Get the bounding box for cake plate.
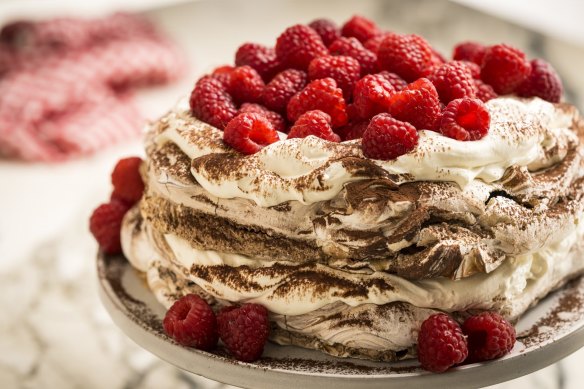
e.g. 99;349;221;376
97;253;584;389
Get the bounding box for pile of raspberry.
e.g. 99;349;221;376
189;15;563;160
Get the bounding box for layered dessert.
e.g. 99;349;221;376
91;15;584;372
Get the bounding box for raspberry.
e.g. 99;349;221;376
217;304;270;362
329;37;378;76
111;157;144;205
308;55;361;100
235;43;281;82
362;114;418;160
377;71;407;91
428;61;477;104
336;121;368;141
352;74;396;119
480;44;531;94
461;61;481;79
275;24;328;70
190;77;237;130
440;98;490;141
378;34;434;82
417;313;468;373
223;113;279;154
89;200;131;254
516;59;563;103
430;47;447;68
462;312;516;362
263;69;308;114
474;79;498;102
340;15;380;43
387;78;442;131
453;41;487;65
287;77;348;128
288;110;340;142
209;65;234;87
364;33;394;55
308;18;340;47
163;294;218;351
228;65;265;105
239;103;286;133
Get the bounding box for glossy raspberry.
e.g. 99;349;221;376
223;113;279;154
362;114;418;160
352;74;396;119
461;61;481;79
190;77;237;130
364;33;394;55
235;43;281;82
516;59;563;103
111;157;144;205
329;37;378;76
287;77;348;128
336;121;368;141
474;79;498;102
209;65;234;87
417;313;468;373
341;15;380;43
453;41;487;65
89;200;131;254
239;103;286;133
428;61;477;104
228;65;265;104
308;18;340;47
378;34;434;82
288;110;340;142
480;44;531;94
440;98;490;141
217;304;270;362
263;69;308;114
376;71;407;91
163;294;218;351
462;312;516;362
387;78;442;131
275;24;328;70
308;55;361;99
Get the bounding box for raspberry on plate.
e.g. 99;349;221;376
239;103;286;133
235;43;281;82
352;74;396;119
480;44;531;94
387;78;442;131
89;199;131;254
340;15;380;43
428;61;477;104
308;55;361;100
329;37;378;76
217;303;270;362
453;41;487;65
287;77;348;128
378;33;434;82
462;312;516;362
263;69;308;114
163;294;218;351
516;59;563;103
417;313;468;373
440;98;490;141
362;113;418;160
223;113;280;154
308;18;340;47
288;110;340;142
190;77;238;130
275;24;328;70
111;157;144;205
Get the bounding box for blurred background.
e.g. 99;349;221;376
0;0;583;388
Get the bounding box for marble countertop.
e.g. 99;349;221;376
1;0;584;388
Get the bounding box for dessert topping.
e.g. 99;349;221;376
235;43;281;83
517;58;563;103
223;112;279;154
340;15;380;44
417;313;469;373
275;24;328;70
452;41;487;65
163;294;218;350
480;44;531;94
263;69;308;114
352;73;396;119
111;157;145;205
308;55;361;100
474;79;498;102
239;103;286;133
440;97;490;141
308;18;340;47
362;113;418;160
428;61;477;104
288;110;340;142
217;304;270;362
286;77;348;127
328;36;378;76
462;312;516;362
89;199;131;254
387;77;442;131
378;33;434;82
228;65;265;105
189;77;237;130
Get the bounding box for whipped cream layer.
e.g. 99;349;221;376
155;97;578;207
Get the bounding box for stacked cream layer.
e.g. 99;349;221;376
122;97;584;361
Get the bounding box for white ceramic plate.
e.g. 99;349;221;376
97;253;584;389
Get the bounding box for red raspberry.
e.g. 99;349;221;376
417;313;468;373
275;24;328;70
89;200;131;254
163;294;218;351
362;114;418;160
377;71;407;91
263;69;308;114
235;43;281;82
190;77;237;130
428;61;477;104
352;74;396;119
462;312;516;362
287;77;348;128
223;113;279;154
111;157;144;205
387;78;442;131
378;34;434;82
329;37;378;76
228;65;265;105
364;33;394;55
336;121;368;141
480;44;531;94
217;304;270;362
516;59;563;103
209;65;234;87
341;15;380;43
453;41;487;65
308;55;361;100
440;98;490;141
474;79;498;102
308;18;341;47
239;103;286;133
460;61;481;79
288;110;340;142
